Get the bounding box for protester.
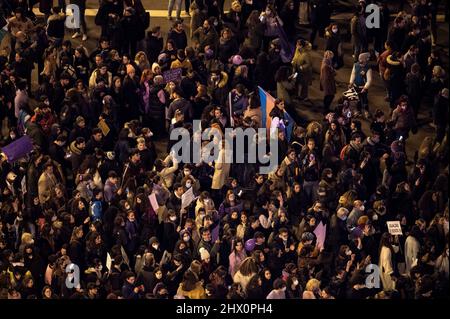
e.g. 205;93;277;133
0;0;448;301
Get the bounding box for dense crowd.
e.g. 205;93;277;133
0;0;448;300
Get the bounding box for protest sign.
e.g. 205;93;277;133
181;187;196;209
387;221;403;236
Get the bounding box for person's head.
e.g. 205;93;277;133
221;27;232;40
203;19;211;30
200;227;212;242
273;278;286;291
307;138;316;151
42;286;53;299
129;148;140;163
323;50;334;61
125;271;136;284
279;228;289;241
95;54;103;67
100;38;110;49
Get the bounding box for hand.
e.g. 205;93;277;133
415;178;420;187
133;287;140;293
117;188;123;195
176;226;181;232
215;239;221;244
361;88;366;93
84;217;90;224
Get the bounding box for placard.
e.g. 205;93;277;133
387;221;403;236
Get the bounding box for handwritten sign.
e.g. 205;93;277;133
163;68;182;84
387;221;403;236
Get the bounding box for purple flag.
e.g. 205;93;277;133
162;68;182;84
276;24;294;63
1;135;34;163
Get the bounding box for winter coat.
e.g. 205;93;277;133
404;235;420;275
292;42;313;85
379;246;395;291
320;59;336;96
211;148;231;190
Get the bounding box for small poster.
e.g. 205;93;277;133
387;221;403;236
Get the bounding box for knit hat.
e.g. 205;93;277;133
199;247;210;261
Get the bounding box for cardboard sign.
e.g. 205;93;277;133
387;221;403;236
181;187;196;209
1;135;34;163
163;68;182;84
98;119;110;136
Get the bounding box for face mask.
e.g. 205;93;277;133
229;196;235;202
293;280;299;286
152;244;159;250
183;236;190;242
338;215;347;221
360;205;365;211
332;28;338;33
97;265;103;271
170;216;177;222
185;182;192;188
372;214;379;221
345;250;352;256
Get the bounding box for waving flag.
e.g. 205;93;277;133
258;86;294;142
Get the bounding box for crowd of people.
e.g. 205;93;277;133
0;0;449;300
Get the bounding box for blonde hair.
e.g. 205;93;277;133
323;50;334;60
21;233;34;245
305;278;320;292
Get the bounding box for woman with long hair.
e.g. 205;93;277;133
135;51;150;73
320;50;337;114
378;232;397;291
228;238;247;277
233;256;258;292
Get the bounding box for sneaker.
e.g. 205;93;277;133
72;32;81;39
82;34;88;41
